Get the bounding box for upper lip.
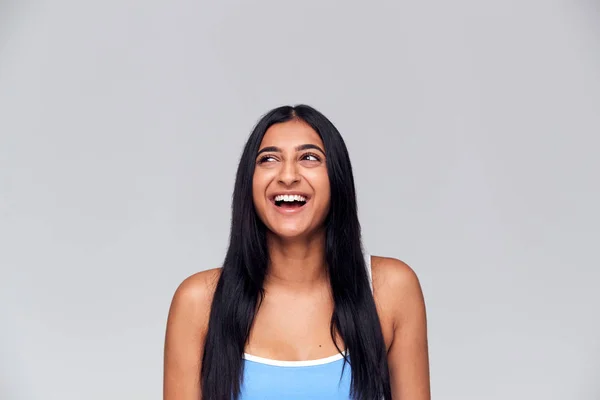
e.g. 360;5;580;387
269;192;311;201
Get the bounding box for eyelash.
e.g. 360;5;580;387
257;155;276;164
257;152;321;164
302;152;321;162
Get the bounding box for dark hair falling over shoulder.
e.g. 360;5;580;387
200;105;391;400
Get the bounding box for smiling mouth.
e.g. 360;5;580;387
275;199;307;209
271;194;309;210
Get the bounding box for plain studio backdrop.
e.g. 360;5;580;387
1;0;599;399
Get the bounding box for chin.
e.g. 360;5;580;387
269;228;308;240
267;223;324;241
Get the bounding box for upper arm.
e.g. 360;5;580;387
375;257;430;400
163;268;220;400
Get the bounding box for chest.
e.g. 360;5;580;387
245;286;341;360
239;357;352;400
244;285;395;360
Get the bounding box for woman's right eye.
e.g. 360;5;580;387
258;155;276;163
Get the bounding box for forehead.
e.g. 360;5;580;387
259;120;324;149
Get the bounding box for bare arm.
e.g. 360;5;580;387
378;258;431;399
163;269;220;400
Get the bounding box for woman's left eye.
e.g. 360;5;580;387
302;153;320;162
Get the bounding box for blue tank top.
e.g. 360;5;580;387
238;255;373;399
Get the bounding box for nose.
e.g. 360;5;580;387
277;159;300;186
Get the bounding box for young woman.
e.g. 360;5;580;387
163;105;430;399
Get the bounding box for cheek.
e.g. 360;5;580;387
252;177;262;205
310;171;331;207
252;173;271;212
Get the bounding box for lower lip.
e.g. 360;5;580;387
271;200;309;214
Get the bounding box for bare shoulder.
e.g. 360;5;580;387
163;268;222;398
370;256;430;398
370;256;426;325
167;267;222;330
171;267;222;306
371;255;422;295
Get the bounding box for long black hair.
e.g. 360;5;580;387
201;105;391;400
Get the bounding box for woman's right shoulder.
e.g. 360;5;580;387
166;267;223;333
170;268;222;314
163;268;223;397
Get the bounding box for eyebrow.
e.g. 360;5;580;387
256;144;326;156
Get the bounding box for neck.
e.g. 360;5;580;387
265;230;328;290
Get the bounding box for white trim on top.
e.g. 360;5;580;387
243;351;346;367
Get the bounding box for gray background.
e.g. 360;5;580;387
1;0;599;399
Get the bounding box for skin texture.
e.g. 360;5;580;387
252;119;330;242
163;120;431;399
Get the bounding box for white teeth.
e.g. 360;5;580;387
275;194;307;202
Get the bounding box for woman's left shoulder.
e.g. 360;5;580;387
371;256;421;288
370;255;425;310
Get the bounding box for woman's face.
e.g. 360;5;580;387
252;119;331;240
